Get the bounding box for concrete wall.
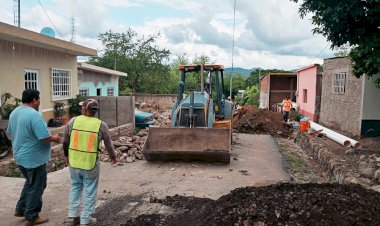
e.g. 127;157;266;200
87;96;135;128
78;70;119;96
0;40;78;120
297;66;318;121
320;57;363;136
128;93;177;110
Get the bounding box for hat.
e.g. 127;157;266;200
79;99;99;112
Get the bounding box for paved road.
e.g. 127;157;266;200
0;134;289;226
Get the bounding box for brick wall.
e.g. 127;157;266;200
319;57;363;136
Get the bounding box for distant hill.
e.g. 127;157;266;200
224;67;260;78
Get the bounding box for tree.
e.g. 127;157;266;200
236;85;260;108
291;0;380;86
223;75;246;99
88;29;171;93
334;43;351;57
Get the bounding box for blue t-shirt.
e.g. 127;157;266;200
7;106;51;168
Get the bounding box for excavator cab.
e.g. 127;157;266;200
142;64;233;163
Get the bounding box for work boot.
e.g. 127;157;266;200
64;216;80;226
24;215;49;226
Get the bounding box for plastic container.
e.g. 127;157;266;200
299;119;310;132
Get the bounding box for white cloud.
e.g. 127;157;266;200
0;0;334;70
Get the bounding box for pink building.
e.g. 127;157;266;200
296;64;323;122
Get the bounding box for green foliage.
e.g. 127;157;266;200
223;75;247;99
88;29;171;94
68;95;85;117
0;93;21;119
236;85;260;108
289;110;301;122
120;87;134;95
168;54;219;94
292;0;380;86
53;102;65;119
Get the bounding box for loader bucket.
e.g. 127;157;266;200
142;127;231;163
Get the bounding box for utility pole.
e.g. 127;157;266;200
229;0;237;99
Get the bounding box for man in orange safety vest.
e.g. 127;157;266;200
282;96;292;122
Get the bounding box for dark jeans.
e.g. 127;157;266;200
283;110;289;122
16;164;47;220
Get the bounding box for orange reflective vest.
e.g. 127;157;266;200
68;115;102;170
283;99;292;112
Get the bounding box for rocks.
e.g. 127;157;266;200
294;132;380;187
345;149;355;155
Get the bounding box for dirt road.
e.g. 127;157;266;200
0;134;289;226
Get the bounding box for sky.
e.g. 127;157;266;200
0;0;335;71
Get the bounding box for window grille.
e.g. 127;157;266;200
107;87;114;96
332;72;347;94
24;69;39;90
79;88;89;96
51;68;71;100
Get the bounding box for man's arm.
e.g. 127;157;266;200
100;122;117;164
41;135;61;143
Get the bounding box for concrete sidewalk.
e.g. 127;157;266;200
0;134;290;226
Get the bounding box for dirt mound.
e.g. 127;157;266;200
95;183;380;226
234;109;292;137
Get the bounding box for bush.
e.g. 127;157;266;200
54;102;65;119
68;95;85;117
0;93;21;119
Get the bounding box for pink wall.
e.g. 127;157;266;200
297;66;318;121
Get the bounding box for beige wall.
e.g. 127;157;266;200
0;40;78;120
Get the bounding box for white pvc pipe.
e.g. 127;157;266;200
310;122;351;147
346;137;361;149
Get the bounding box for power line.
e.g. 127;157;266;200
310;43;329;63
37;0;64;39
229;0;237;99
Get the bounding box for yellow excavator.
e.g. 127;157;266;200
142;64;233;163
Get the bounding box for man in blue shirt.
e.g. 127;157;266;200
7;89;61;226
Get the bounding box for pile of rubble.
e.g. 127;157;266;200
100;130;148;163
234;108;292;138
100;107;171;163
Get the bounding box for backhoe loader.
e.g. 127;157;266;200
142;64;233;163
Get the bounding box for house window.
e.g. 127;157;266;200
303;89;307;103
79;88;89;96
51;68;71;100
24;69;39;90
107;87;114;96
333;72;347;94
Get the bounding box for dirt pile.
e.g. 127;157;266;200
234;109;292;137
95;183;380;226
